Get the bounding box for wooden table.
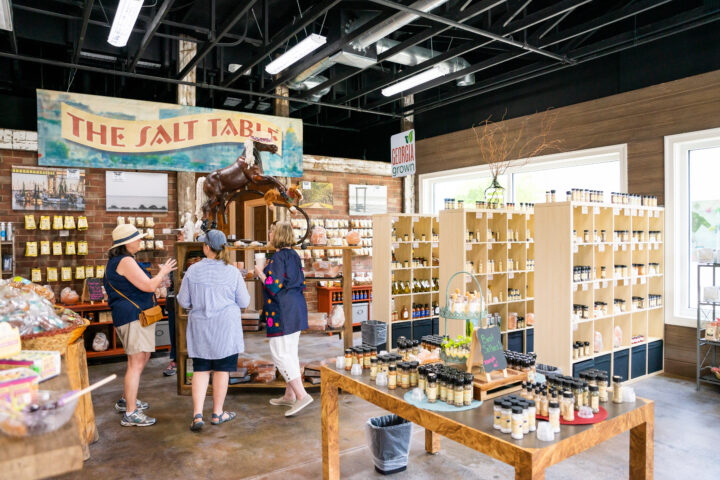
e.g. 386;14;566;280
0;361;84;480
321;366;654;480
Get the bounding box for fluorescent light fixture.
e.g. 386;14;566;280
223;97;242;107
0;0;12;31
381;66;445;97
108;0;144;47
265;34;326;75
80;51;117;62
228;64;251;75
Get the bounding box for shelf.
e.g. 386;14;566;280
698;338;720;347
698;374;720;386
87;348;125;358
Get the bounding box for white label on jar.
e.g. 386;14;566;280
614;244;619;251
624;279;629;286
622;244;627;251
594;206;600;215
599;244;605;252
582;283;588;291
508;214;513;219
624;208;630;216
582;206;588;214
654;243;659;250
476;212;483;219
639;244;644;250
641;277;646;284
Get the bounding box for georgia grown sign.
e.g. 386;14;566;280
390;128;415;178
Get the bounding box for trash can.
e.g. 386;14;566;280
365;414;412;475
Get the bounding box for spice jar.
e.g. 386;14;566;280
493;399;503;430
400;363;410;389
511;407;524;440
388;365;397;390
573;383;583;410
418;366;427;391
612;375;623;403
464;373;474;406
439;374;448;402
454;378;464;407
541;390;549;417
598;374;609;402
589;385;600;413
410;362;418;387
370;358;378;381
501;402;512;434
549;401;561;433
412;340;420;357
584;341;590;357
573;343;579;359
583;230;590;243
344;349;353;371
527;399;537;432
520;401;529;434
426;373;438;403
363;347;371;369
582;381;589;407
564;392;575;421
371;347;378;362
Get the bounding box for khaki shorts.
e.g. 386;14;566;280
115;320;156;355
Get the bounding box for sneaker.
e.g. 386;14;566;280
115;398;149;413
285;394;313;417
269;396;296;406
163;364;177;377
121;409;156;427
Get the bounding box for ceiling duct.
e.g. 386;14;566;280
285;0;475;99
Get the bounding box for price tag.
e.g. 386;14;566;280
582;283;589;291
582;206;588;214
432;242;438;248
595;281;601;289
391;217;399;222
466;277;472;283
614;244;619;251
392;243;399;249
639;244;644;250
507;243;512;249
641;277;646;285
526;243;530;249
488;243;493;250
488;275;494;281
509;272;514;279
613;280;618;287
508;214;513;219
622;244;627;251
593;206;600;215
624;208;630;216
655;210;660;218
476;212;483;219
573;245;579;253
466;244;472;251
624;279;629;286
599;244;605;252
654;243;659;251
487;213;493;219
413;217;419;222
573;284;578;292
631;209;637;217
413;242;419;248
614;208;620;215
603;281;609;289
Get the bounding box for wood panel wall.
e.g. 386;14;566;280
416;69;720;378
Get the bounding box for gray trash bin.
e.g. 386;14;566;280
365;414;412;475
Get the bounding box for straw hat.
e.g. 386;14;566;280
111;224;146;248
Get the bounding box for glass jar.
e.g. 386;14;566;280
520;402;529;434
612;375;623;403
439;374;448;402
598;374;609;402
527;399;537;432
418;366;426;391
352;347;361;366
454;378;464;407
370;358;378;381
541;390;549;417
573;343;579;359
583;230;590;243
388;365;397;390
400;363;410;389
582;381;589;407
344;349;352;371
412;340;420;357
584;341;591;357
501;402;512;434
363;347;371;369
426;373;438;403
493;399;503;430
410;362;418;387
549;401;560;433
589;385;600;413
464;373;474;406
573;383;583;411
511;407;524;440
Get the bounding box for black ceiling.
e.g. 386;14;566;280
0;0;719;161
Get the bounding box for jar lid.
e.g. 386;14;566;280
388;365;396;371
563;391;573;398
345;349;352;354
370;357;378;364
526;399;536;407
584;341;590;346
427;373;437;381
613;375;623;382
549;401;559;408
589;385;599;391
494;398;503;406
512;406;523;414
501;401;512;408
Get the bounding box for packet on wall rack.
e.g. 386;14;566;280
63;215;75;230
77;216;88;230
61;266;72;282
77;241;88;255
25;242;38;257
65;241;76;255
145;228;154;239
24;215;36;230
145;217;155;227
39;215;51;230
53;215;63;230
95;265;105;278
116;216;125;225
40;241;50;256
52;241;63;256
31;268;42;283
154;240;164;250
145;240;154;250
75;266;85;280
0;351;61;382
136;216;145;227
85;266;94;278
47;267;58;282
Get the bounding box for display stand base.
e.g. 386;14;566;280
471;368;527;401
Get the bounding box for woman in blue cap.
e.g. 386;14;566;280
177;229;250;431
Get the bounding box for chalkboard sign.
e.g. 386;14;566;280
82;277;105;302
477;326;507;373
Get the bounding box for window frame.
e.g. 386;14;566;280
664;127;720;327
418;144;628;214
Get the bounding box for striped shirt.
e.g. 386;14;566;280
177;258;250;360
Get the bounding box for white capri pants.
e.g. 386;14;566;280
269;331;301;382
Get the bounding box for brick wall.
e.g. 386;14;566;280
0;148;177;299
299;170;402;314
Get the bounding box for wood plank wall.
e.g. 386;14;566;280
416;69;720;378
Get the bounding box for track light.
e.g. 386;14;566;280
382;66;446;97
265;34;327;75
108;0;144;47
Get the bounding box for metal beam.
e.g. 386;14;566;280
221;0;342;88
367;0;570;62
0;51;400;118
327;0;591;108
502;0;533;28
295;0;506;100
71;0;94;65
176;0;259;80
129;0;175;72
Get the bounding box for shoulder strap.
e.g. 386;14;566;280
107;280;142;311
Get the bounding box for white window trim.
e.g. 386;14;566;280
664;127;720;328
419;144;628;214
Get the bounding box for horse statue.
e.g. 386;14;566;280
201;138;292;230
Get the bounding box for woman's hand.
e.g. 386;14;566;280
159;258;178;277
254;264;265;279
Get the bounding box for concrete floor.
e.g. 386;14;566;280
57;332;720;480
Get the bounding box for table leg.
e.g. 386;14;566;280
321;372;340;480
515;453;545;480
630;415;654;479
425;429;441;454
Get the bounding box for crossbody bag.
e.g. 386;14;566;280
108;282;163;327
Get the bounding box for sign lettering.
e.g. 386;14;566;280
478;326;507;372
390;129;416;178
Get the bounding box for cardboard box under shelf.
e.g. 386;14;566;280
472;368;528;401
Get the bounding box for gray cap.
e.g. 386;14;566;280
197;229;227;250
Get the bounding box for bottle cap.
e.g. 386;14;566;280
613;375;623;383
589;385;599;392
494;398;503;406
549;401;559;409
427;373;437;382
512;406;523;414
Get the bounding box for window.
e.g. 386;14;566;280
419;145;627;214
665;128;720;326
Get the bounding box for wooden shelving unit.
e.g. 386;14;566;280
372;214;440;349
534;201;664;380
0;238;15;279
316;284;372;318
439;207;535;352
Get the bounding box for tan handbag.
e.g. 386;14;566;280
109;282;163;327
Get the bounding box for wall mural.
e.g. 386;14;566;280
36;89;303;177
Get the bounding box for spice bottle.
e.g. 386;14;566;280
409;362;418;387
612;375;623;403
520;401;530;434
371;347;378;362
573;383;583;411
540;390;549;417
439;373;448;402
426;373;438;403
564;392;575;421
500;402;512;434
400;363;410;389
493;399;503;430
418;366;426;392
511;407;524;440
344;349;352;371
464;373;474;406
549;401;561;433
527;399;537;432
370;358;378;381
388;365;397;390
597;373;608;402
454;378;464;407
589;385;600;413
582;381;589;407
584;341;590;357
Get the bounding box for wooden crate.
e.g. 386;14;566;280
472;368;528;401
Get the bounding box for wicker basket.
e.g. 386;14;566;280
21;318;89;353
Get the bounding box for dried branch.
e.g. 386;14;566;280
472;109;564;178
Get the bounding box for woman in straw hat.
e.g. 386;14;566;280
104;224;177;427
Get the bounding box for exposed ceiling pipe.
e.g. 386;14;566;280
286;0;476;99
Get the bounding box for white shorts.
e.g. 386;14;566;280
269;331;301;382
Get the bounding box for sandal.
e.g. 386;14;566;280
211;411;237;425
190;414;204;432
163;363;177;377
